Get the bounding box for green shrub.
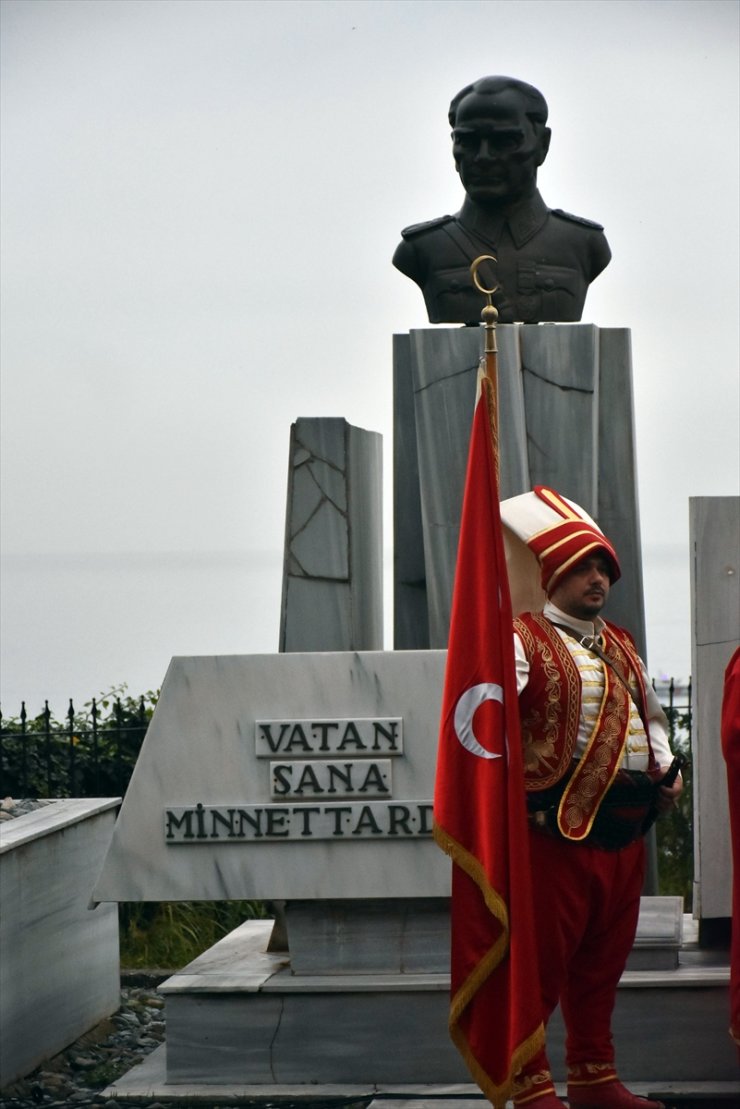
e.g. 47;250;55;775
656;705;693;910
0;685;158;798
119;900;269;969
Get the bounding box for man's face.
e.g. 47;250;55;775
451;89;550;208
548;554;612;621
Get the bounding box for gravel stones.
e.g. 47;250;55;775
0;979;372;1109
0;984;165;1108
0;797;59;822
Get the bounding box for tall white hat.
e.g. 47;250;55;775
500;485;620;616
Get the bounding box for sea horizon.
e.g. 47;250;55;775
1;543;693;716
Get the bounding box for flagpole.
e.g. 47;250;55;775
433;253;546;1106
470;254;501;485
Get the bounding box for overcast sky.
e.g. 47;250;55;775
1;0;738;708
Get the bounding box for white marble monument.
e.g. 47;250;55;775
393;324;646;657
280;417;383;652
690;495;739;927
93;650;448;905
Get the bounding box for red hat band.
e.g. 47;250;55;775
527;520;621;594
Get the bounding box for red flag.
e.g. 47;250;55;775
433;373;545;1108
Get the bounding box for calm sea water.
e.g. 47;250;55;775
0;550;286;715
1;545;691;716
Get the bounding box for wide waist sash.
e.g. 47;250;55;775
527;765;663;851
555;646;633;842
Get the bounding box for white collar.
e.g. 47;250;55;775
543;600;605;640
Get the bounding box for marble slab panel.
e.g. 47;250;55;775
394;324;646;653
690;496;739;922
165;986;467;1085
0;800;120;1086
159;925;737;1086
280;417;383;651
393;333;430;650
625;896;683;970
519;323;599;513
93;650;450;903
595;328;647;655
283;898;450;974
105;1047;740;1102
407;325;529;647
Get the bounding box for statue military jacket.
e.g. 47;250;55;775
392;190;611;325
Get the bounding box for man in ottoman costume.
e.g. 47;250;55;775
499;486;683;1109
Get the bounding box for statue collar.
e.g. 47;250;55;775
457;189;549;249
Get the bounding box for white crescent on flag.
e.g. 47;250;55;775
454;682;504;760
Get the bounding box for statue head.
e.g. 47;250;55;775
448;76;552;208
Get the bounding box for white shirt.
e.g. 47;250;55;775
513;601;673;771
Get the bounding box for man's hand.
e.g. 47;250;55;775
657;770;684;812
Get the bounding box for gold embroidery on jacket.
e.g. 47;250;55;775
558;679;629;837
516;614;582;788
517;614;653;827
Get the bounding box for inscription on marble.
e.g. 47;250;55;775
255;718;403;757
270;759;392;799
165;801;433;842
164;715;418;847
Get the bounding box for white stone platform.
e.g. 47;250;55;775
102;910;738;1097
105;1048;740;1107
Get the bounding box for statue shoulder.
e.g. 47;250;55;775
400;214;455;240
551;208;605;232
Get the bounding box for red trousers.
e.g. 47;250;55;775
513;830;645;1104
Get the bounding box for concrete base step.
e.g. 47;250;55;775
104;1044;740;1107
149;918;736;1087
278;896;686;975
368;1096;740;1108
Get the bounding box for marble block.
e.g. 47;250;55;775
284;898;450;974
690;496;739;922
93;650;450;904
593;328;646;655
519;323;599;512
155;919;738;1087
401;326;528;648
625;896;683;970
280;417;383;652
393;335;429;650
393;324;646;654
0;799;120;1087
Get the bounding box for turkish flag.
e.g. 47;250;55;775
433;373;544;1107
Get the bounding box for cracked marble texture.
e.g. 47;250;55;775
280;418;382;652
394;324;644;653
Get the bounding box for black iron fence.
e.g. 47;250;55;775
0;691;156;799
0;679;692;802
654;676;692;745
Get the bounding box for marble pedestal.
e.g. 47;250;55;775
394;325;646;656
282;898;450;974
151;911;736;1088
690;495;739;928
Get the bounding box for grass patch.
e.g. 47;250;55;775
119;900;268;969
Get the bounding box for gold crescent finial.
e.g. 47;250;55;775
470;254;500;298
470;255;499;352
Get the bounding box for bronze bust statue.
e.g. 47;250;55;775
392;76;611;325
